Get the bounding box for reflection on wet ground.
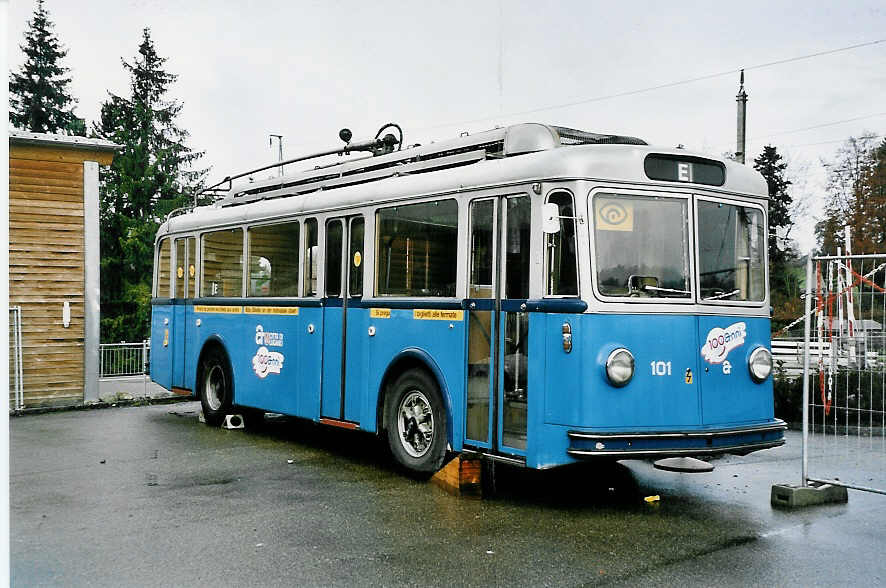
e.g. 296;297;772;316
11;402;886;587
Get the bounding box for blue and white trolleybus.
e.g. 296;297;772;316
150;123;786;473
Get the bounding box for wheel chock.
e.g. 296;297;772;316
431;455;482;497
222;414;245;429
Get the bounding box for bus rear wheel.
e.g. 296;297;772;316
386;369;448;474
200;348;233;427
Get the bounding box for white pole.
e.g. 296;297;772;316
844;226;855;326
15;307;23;411
837;247;844;341
143;339;148;398
802;255;813;487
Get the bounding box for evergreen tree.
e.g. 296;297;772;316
753;145;794;266
9;0;83;134
753;145;798;331
93;28;207;342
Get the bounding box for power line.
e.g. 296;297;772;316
782;135;882;149
418;38;886;132
749;113;886;141
719;114;886;151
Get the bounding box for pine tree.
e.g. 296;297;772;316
9;0;83;134
753;145;799;332
93;28;207;342
753;145;794;266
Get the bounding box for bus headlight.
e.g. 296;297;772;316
606;348;635;387
748;347;772;382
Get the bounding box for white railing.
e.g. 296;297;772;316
772;337;881;377
9;306;24;410
99;341;150;378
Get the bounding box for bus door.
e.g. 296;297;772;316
172;236;196;391
465;195;531;456
321;216;365;422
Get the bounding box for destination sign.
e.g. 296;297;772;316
644;154;725;186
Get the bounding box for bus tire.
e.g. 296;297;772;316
385;369;448;474
199;347;233;427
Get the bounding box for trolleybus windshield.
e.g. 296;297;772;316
593;193;691;299
697;200;765;302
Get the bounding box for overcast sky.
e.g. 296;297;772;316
7;0;886;253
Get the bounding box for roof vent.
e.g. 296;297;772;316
503;123;560;156
553;126;647;146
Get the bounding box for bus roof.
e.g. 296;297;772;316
159;123;767;237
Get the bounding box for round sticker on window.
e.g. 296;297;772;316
177;266;184;279
353;251;362;267
189;264;196;277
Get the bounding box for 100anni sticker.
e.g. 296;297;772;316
700;322;746;364
252;325;285;378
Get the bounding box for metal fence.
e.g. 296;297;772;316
801;253;886;496
9;306;24;411
99;341;150;378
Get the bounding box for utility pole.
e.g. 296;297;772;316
269;134;284;176
735;70;748;164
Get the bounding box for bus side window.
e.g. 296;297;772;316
303;218;318;297
504;195;530;300
469;199;495;298
545;191;578;296
201;228;243;297
156;238;171;297
349;217;364;296
175;238;186;299
187;237;196;298
325;219;343;297
248;222;300;297
376;199;458;297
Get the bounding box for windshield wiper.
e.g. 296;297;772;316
643;285;691;296
704;289;740;300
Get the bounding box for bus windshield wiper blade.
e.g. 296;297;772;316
643;285;690;296
704;289;740;300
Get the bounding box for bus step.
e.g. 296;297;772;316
319;418;360;430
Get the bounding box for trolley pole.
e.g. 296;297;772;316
269;134;284;177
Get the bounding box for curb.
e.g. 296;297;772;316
10;395;194;417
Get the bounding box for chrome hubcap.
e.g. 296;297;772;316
397;390;434;458
204;365;224;411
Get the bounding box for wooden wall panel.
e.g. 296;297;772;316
9;152;86;407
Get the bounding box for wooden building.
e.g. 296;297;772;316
9;131;119;408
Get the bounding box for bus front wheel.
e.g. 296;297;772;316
200;348;233;427
386;369;448;474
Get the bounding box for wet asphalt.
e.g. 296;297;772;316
10;402;886;587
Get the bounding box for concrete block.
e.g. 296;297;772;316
771;482;849;508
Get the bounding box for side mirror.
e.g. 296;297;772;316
542;203;560;234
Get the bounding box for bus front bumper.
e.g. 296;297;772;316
566;420;787;459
